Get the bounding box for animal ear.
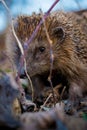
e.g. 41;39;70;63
52;27;65;43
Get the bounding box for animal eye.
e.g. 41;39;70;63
39;46;45;52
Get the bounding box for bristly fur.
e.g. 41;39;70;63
6;10;87;98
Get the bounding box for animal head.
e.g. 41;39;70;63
6;11;79;77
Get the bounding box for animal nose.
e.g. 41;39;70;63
19;67;26;78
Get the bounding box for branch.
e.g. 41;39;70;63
24;0;60;49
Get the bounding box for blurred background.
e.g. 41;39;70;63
0;0;87;33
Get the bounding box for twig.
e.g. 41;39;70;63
40;93;52;111
0;0;11;14
40;10;56;106
60;86;66;101
53;84;62;98
24;59;34;101
24;0;60;49
1;0;34;105
54;84;62;90
11;20;24;55
1;0;24;72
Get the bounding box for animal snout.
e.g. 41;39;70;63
19;67;26;78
